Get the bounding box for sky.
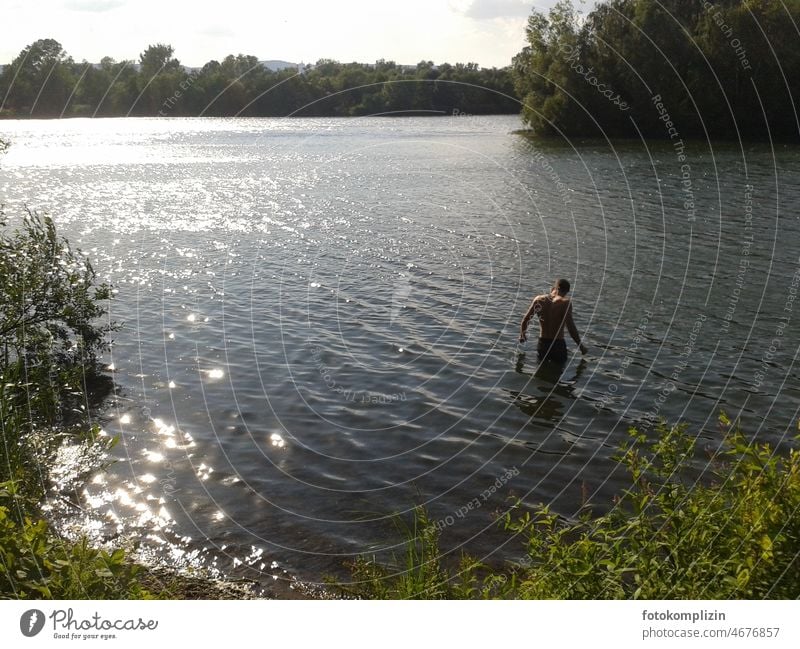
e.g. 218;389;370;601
0;0;595;69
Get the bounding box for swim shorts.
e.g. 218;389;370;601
537;337;568;363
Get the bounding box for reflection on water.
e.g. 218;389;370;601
510;353;588;422
1;116;799;588
507;353;591;452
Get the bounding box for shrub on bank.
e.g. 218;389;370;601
0;142;253;600
342;419;800;599
0;185;147;598
0;482;154;599
0;208;115;501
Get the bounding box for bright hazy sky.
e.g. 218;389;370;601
0;0;595;69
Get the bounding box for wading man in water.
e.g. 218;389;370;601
519;278;587;362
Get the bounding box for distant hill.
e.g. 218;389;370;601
260;60;300;71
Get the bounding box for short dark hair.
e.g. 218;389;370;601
554;278;570;295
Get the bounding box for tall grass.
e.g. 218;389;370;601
341;418;800;599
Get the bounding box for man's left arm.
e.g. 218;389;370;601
566;302;588;354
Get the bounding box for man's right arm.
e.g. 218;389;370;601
519;297;542;342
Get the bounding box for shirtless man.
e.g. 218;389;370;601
519;278;587;362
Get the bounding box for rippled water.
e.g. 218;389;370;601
1;116;799;589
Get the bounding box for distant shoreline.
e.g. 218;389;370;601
2;117;791;144
512;129;800;145
0;111;520;121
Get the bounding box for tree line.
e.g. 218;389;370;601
4;1;797;140
512;0;800;140
0;40;518;118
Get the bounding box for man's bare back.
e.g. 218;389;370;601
520;278;587;361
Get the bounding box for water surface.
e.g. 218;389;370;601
1;115;798;588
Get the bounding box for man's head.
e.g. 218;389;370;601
552;278;571;296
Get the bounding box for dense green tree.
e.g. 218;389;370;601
513;0;800;139
132;44;186;115
0;39;76;116
70;62;112;116
220;54;260;79
138;43;181;77
103;61;139;115
512;1;586;135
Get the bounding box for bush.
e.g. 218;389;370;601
0;208;115;497
0;208;113;378
341;418;800;599
0;145;143;599
0;482;154;599
0;140;227;600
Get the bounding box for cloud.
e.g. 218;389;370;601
197;25;236;38
63;0;124;12
451;0;533;21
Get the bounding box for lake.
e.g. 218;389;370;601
1;115;798;593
